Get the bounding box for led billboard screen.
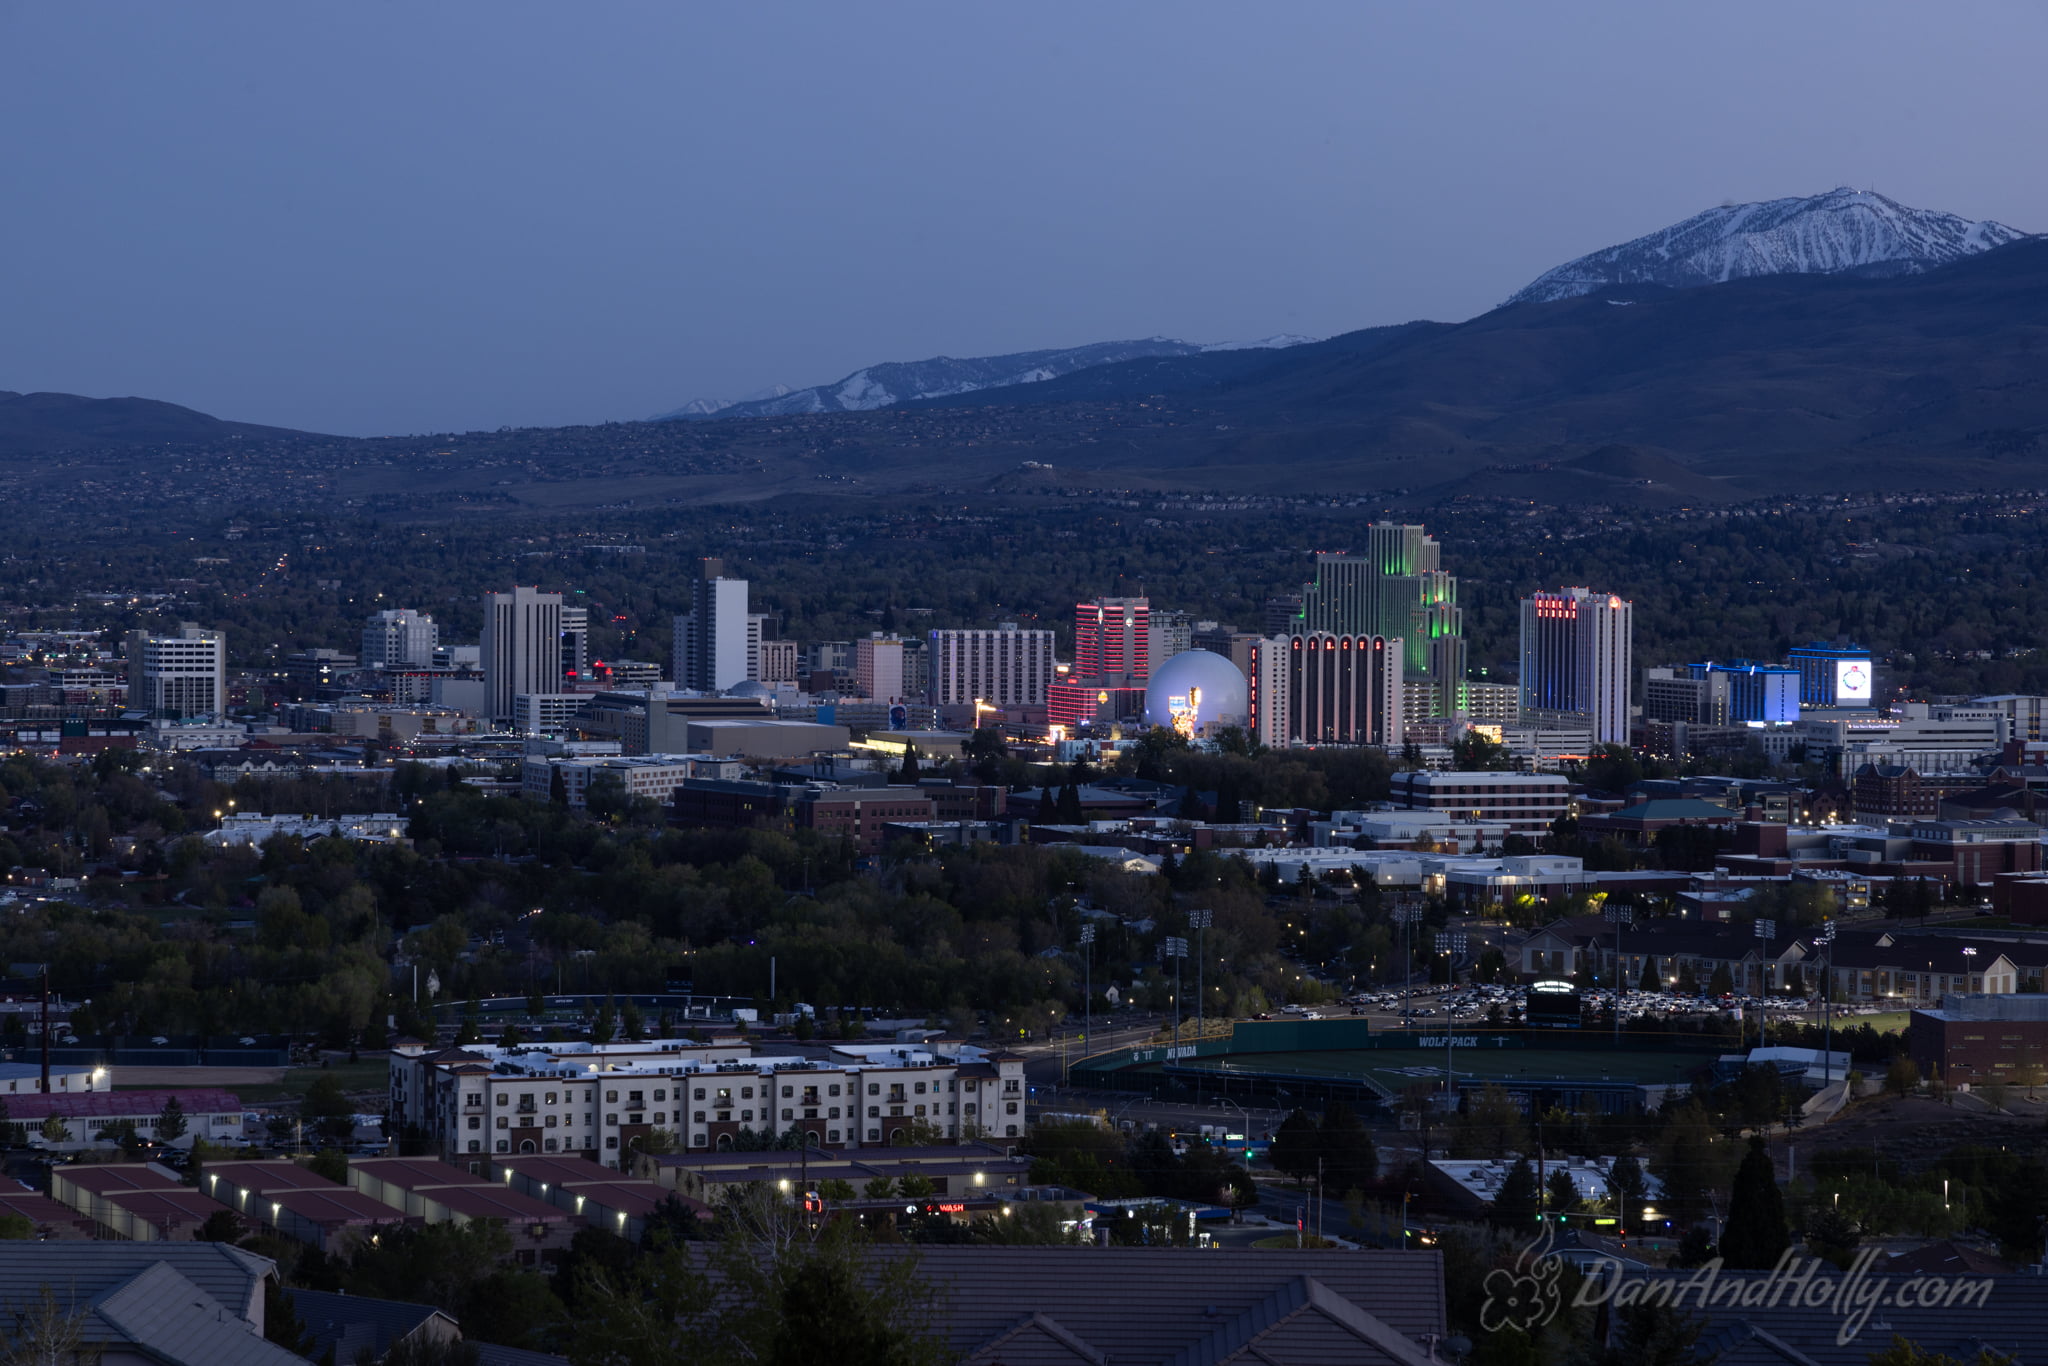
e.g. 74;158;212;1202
1834;658;1872;703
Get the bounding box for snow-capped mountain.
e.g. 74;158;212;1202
1507;187;2032;305
655;335;1314;421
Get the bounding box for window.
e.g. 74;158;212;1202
654;1089;666;1102
1005;1102;1018;1115
468;1116;481;1129
545;1092;557;1105
606;1090;618;1103
829;1129;841;1143
868;1106;879;1118
467;1140;480;1153
741;1087;754;1100
694;1088;706;1101
545;1116;557;1128
497;1094;509;1106
496;1139;510;1152
545;1138;558;1152
781;1086;793;1098
868;1084;879;1096
717;1088;732;1105
829;1107;840;1119
606;1115;618;1126
867;1128;880;1141
496;1116;509;1129
830;1084;841;1097
742;1110;753;1122
914;1082;926;1095
782;1108;793;1121
694;1110;706;1123
692;1133;707;1147
653;1112;665;1124
606;1136;618;1149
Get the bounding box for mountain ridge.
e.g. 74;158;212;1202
653;334;1315;421
1507;186;2030;305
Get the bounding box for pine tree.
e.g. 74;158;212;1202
548;765;568;808
1270;1109;1320;1186
1638;957;1660;992
1708;961;1735;997
1058;782;1085;824
591;993;617;1045
453;999;482;1046
1719;1135;1789;1269
155;1095;188;1144
1546;1166;1580;1217
1492;1157;1540;1227
1607;1153;1647;1229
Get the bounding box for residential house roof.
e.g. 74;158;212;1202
891;1247;1445;1366
287;1289;454;1365
0;1243;300;1366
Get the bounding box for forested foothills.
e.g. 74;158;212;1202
10;490;2048;698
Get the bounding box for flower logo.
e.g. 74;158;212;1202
1480;1227;1565;1335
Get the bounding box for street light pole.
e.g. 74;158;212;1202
1753;919;1776;1051
1604;904;1634;1046
1163;937;1189;1062
1819;920;1837;1090
1077;923;1096;1085
1436;930;1467;1105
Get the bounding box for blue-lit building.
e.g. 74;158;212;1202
1688;660;1800;724
1786;642;1874;707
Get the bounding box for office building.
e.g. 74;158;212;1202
560;605;590;683
1147;609;1192;666
481;587;563;722
1298;523;1465;716
1689;660;1800;724
1246;633;1403;749
1072;596;1149;684
745;613;772;682
1463;680;1520;728
125;624;226;720
1642;668;1709;724
757;637;800;685
361;609;438;669
927;625;1055;708
1973;694;2048;742
672;567;752;693
1786;641;1874;707
1518;587;1632;744
855;633;908;702
1389;770;1573;836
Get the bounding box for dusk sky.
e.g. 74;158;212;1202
5;2;2044;438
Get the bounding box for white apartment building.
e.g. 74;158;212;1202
926;625;1055;708
362;609;439;669
520;753;704;808
482;587;564;722
855;634;907;702
512;692;589;735
389;1039;1028;1168
673;577;752;692
125;624;226;719
1388;769;1573;836
203;812;410;849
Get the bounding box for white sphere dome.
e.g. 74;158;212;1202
726;680;775;700
1143;650;1249;738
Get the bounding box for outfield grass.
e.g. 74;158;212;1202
1200;1047;1702;1088
228;1060;387;1105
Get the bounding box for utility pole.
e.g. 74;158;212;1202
39;964;51;1095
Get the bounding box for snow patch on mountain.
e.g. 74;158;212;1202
655;334;1315;421
1508;188;2033;305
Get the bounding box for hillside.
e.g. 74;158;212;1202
0;390;315;454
